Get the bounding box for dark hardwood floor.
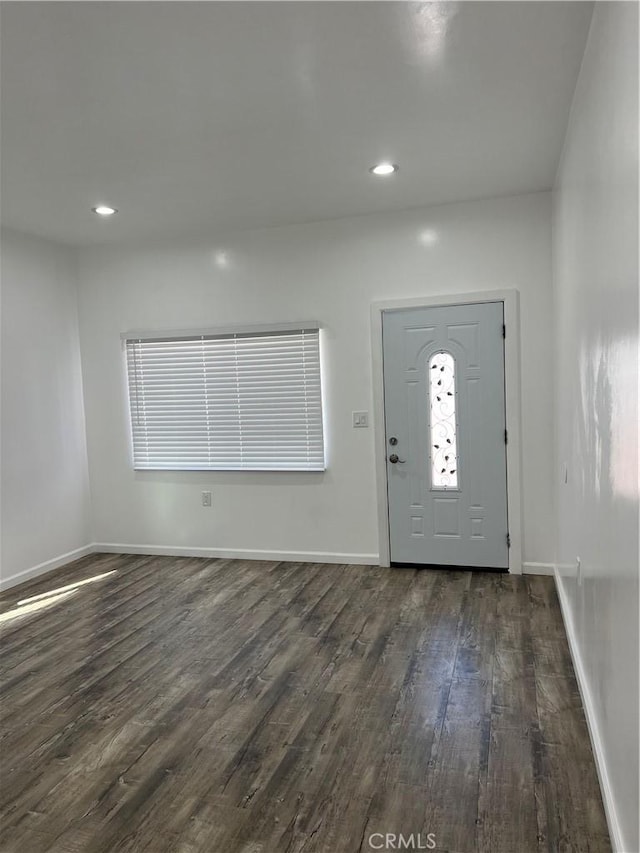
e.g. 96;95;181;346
0;554;610;853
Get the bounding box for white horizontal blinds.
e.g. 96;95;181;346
126;328;324;471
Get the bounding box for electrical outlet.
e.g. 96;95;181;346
576;556;582;586
353;411;369;428
202;491;212;507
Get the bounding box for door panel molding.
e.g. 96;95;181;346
371;290;523;574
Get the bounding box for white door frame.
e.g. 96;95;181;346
371;290;523;574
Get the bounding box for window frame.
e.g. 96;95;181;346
122;322;325;473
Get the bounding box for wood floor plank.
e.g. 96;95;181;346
477;726;539;853
0;557;610;853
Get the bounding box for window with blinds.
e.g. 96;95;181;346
124;326;324;471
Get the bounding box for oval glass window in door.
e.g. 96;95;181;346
428;351;459;489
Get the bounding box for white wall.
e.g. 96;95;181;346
1;228;91;587
553;4;639;851
77;192;553;565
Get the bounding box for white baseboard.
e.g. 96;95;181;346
0;549;557;589
92;543;379;566
0;545;94;592
554;567;626;853
1;543;380;593
522;561;556;576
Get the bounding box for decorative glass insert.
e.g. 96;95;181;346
429;351;459;489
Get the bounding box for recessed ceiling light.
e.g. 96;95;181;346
370;162;398;176
91;205;118;216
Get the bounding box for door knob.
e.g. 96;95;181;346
388;453;406;464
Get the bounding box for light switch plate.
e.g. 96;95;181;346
352;411;369;428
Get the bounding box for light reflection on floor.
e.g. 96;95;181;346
0;569;118;625
0;589;78;624
17;570;117;606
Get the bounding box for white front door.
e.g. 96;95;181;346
382;302;509;569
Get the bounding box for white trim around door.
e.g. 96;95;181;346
371;290;523;574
